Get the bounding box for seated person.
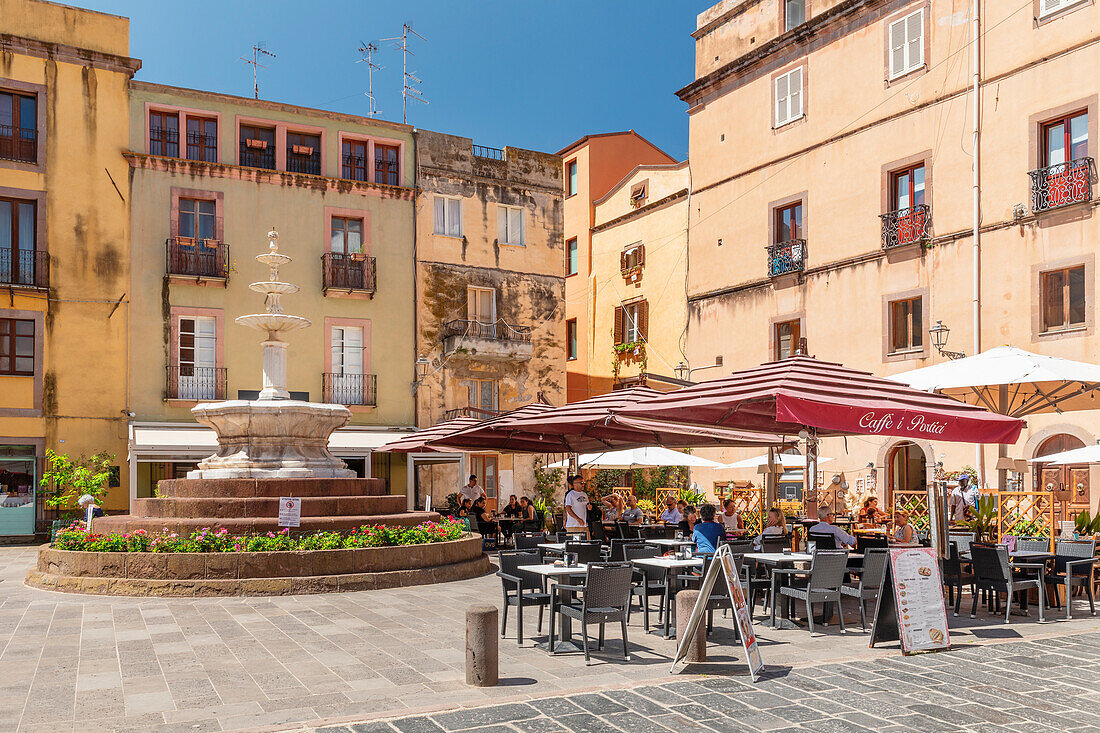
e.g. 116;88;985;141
501;495;522;518
719;499;746;535
753;507;788;550
857;497;889;526
891;510;914;544
621;495;644;524
472;497;498;533
808;506;857;549
692;504;725;554
78;494;105;521
518;496;537;524
659;497;682;524
602;493;623;522
685;504;698;532
457;498;473;518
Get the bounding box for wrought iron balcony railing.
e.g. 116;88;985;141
341;153;368;181
1029;158;1093;213
472;144;504;161
766;239;806;278
0;248;48;288
321;252;376;294
0;125;37;163
185;132;218;162
286;151;321;175
880;204;931;249
323;372;377;406
166;365;226;401
441;319;533;343
239;142;276;170
444;406;501;420
165;237;230;279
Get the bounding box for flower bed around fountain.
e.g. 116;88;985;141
25;521;491;597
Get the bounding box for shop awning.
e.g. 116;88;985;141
129;423;414;460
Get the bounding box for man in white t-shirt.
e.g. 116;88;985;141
563;475;589;535
459;475;485;505
961;476;981;512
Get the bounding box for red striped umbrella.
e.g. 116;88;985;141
374;416;481;453
431;387;788;452
615;356;1024;444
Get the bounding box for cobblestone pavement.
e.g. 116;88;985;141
2;543;1098;732
306;631;1100;733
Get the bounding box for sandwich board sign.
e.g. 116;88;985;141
870;546;951;654
670;544;764;681
278;497;302;528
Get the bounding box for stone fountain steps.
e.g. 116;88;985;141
130;495;406;519
93;512;437;536
155;478;387;499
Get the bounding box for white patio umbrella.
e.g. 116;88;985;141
723;453;835;469
541;446;728;470
1027;444;1100;465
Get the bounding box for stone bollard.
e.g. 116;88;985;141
466;605;498;686
676;589;706;663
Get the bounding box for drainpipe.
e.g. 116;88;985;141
971;2;984;487
410;131;420;512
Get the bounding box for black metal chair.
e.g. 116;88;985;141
772;550;849;635
588;520;607;543
514;532;547;551
1045;539;1097;619
614;520;631;540
841;548;888;630
970;544;1045;623
856;534;889;554
549;562;634;664
941;540;976;616
606;538;644;562
565;540;603;565
724;538;755;555
761;535;789;554
625;544;664;630
496;550;550;645
808;532;837;550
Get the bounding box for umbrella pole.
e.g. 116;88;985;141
804;429;819;520
996;384;1009;491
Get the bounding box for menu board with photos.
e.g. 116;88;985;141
870;547;951;655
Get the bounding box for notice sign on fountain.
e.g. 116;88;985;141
278;497;302;528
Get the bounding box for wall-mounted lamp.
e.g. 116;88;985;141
411;354;430;394
928;320;966;360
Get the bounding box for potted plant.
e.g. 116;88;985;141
1073;510;1100;539
41;450;115;534
961;495;999;544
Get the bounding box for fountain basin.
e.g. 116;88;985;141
235;313;312;332
249;280;300;296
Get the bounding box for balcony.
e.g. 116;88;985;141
165;237;230;282
321;252;376;297
444;406;501;420
185;132;217;163
472;145;504;161
239;141;276;170
0;248;49;289
323;372;377;406
442;319;533;362
880;204;931;250
1029;158;1093;213
166;365;226;401
287;148;321;175
0;125;36;163
766;239;806;278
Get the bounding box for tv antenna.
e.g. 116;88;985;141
381;23;428;124
356;41;384;118
240;44;276;100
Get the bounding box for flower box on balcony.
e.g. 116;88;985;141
245;138;268;149
292;145;314;155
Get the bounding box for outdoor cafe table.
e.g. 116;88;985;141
517;563;589;653
742;552;864;629
646;538;695;549
631;556;704;638
960;549;1053;613
538;542;566;555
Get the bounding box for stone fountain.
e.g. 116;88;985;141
188;228;355;479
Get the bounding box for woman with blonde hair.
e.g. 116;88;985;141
753;506;787;550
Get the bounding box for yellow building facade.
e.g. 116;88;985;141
0;0;139;536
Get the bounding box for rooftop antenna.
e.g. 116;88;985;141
240;44;276;100
356;41;384;118
380;23;428;124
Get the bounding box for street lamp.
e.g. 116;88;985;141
928;320;966;360
675;361;689;381
411;354;430;394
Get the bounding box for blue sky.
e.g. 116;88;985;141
70;0;714;159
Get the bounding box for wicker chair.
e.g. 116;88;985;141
565;540;603;565
1045;539;1097;619
514;532;548;551
606;538;644;562
497;550;550;645
1014;538;1051;553
549;562;634;663
970;544;1045;623
761;535;789;554
808;532;837;550
725;538;755;555
625;544;664;630
772;550;849;635
841;548;889;630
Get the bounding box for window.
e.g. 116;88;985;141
0;318;34;375
1042;266;1086;332
467;287;496;329
178;198;216;242
330;326;364;405
330;216;364;254
468;379;497;413
0;197;38;286
888;9;924;79
784;0;805;31
567;238;578;275
775;319;801;360
239;124;275;169
775;202;803;243
342;139;368;181
375;143;399;186
434;196;462;237
621;243;645;272
0;91;37;163
774;67;803;128
614;300;648;345
1042;111;1088;167
566;319;577;360
1040;0;1088;18
185;117;217;163
497;205;525;245
891;164;926;211
889;297;923;353
286;131;321;175
177;316;216;400
629;181;648;208
469;454;498;502
149;110;179;158
567;160;578;196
